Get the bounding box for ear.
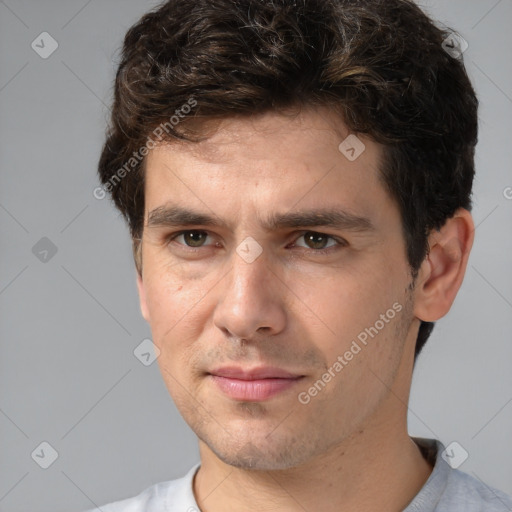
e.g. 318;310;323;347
413;208;475;322
136;271;150;322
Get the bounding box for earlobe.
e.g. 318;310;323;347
136;271;150;322
413;208;475;322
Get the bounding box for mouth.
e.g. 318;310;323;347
208;366;305;402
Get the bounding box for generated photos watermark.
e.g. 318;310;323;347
93;96;198;200
298;302;403;405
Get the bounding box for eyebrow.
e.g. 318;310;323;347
147;205;375;233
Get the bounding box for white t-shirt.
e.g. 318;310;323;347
85;438;512;511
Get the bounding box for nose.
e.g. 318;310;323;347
212;246;287;341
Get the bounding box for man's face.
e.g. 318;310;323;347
137;108;419;470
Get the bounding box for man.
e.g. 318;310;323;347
88;0;512;510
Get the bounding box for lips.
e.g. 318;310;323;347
210;366;301;380
208;366;304;401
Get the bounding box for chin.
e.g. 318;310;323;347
200;425;316;471
214;445;300;471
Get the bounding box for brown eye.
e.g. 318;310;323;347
304;232;328;249
176;231;209;247
299;231;336;250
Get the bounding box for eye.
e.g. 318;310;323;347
292;231;344;251
167;229;345;254
170;230;213;248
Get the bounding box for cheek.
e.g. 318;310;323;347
144;271;202;345
305;267;393;329
303;268;409;372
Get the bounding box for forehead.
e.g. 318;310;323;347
152;107;371;166
142;108;395;231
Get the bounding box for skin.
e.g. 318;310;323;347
136;106;474;511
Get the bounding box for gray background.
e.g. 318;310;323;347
0;0;511;510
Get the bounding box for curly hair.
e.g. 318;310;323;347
98;0;479;360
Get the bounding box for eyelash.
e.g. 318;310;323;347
166;230;347;255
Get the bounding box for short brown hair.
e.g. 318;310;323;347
98;0;478;359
